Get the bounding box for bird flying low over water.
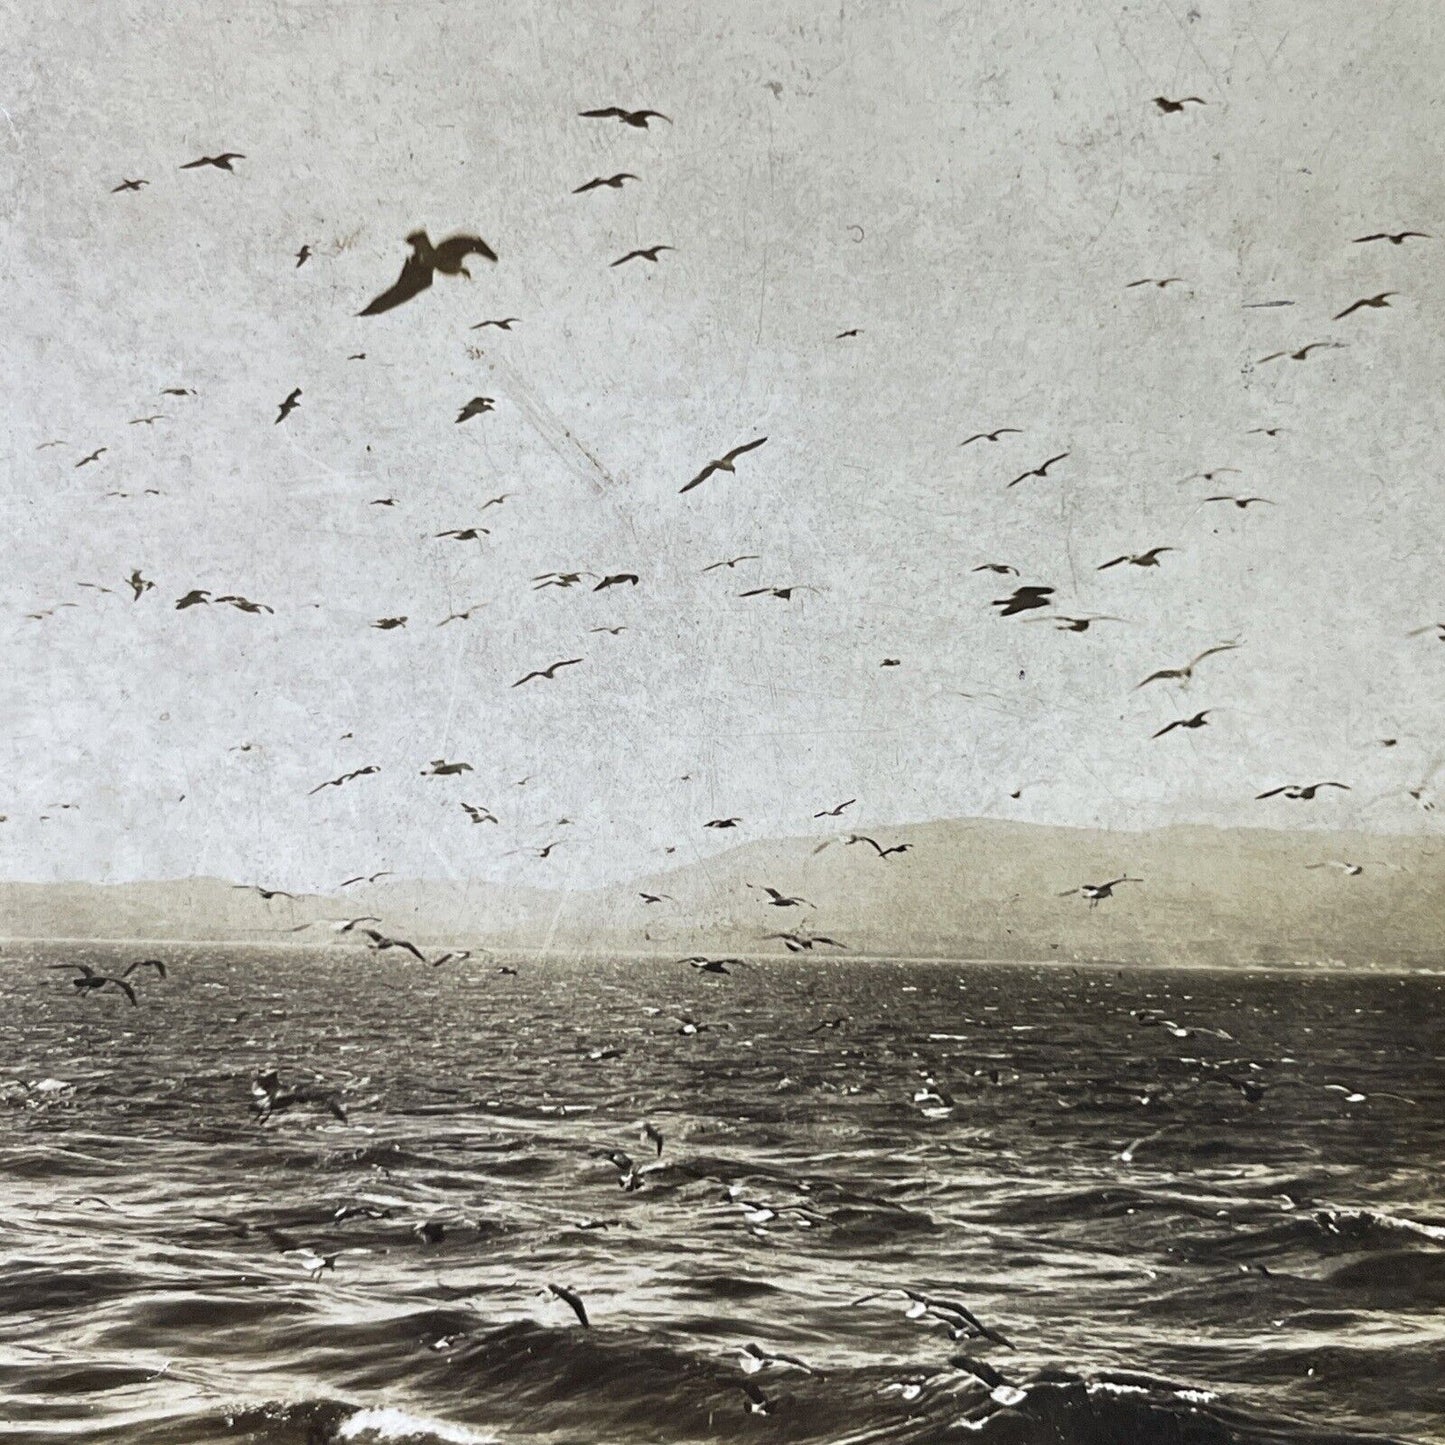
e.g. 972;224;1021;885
750;885;812;908
611;245;673;267
180;152;245;170
513;659;584;687
579;107;670;127
49;963;138;1005
573;173;639;192
846;834;910;858
308;766;380;795
681;437;768;494
359;230;498;315
360;928;427;963
1007;453;1068;487
1256;782;1351;800
1060;876;1142;906
543;1282;591;1326
680;956;741;974
738;1342;823;1377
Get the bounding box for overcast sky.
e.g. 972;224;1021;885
2;0;1441;890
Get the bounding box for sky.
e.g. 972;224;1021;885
1;0;1442;891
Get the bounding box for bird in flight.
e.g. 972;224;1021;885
124;959;168;980
294;245;312;267
359;230;498;315
435;527;490;541
1307;861;1364;877
372;616;407;630
1153;710;1211;738
1333;292;1397;320
216;594;273;614
1060;876;1141;906
1153;96;1206;113
128;414;166;426
479;493;514;510
360;929;427;963
51;963;138;1005
961;428;1021;446
533;572;590;590
846;834;910;859
1205;494;1274;509
462;803;499;824
814;799;855;818
233;884;296;901
470;317;520;330
991;585;1053;616
705;817;741;829
181;152;245;170
1026;614;1120;632
972;563;1018;575
543;1282;591;1327
1407;622;1445;643
338;871;392;887
127;570;154;601
1135;642;1238;689
1097;546;1174;571
75;448;107;468
739;585;815;601
611;245;673;267
680;956;740;974
594;573;639;590
1257;342;1345;364
681;437;768;494
750;885;812;909
1126;277;1185;288
702;555;760;572
513;658;583;687
111;178;148;192
835;327;861;338
579;107;670;128
774;933;847;954
1007;452;1069;488
456;397;495;424
573;172;639;192
309;766;379;795
1352;230;1430;245
1256;782;1351;800
422;759;473;776
438;604;486;625
275;389;301;424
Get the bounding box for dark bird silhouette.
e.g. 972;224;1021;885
372;616;407;630
180;153;245;170
814;799;856;818
590;625;626;635
739;585;815;601
639;892;673;903
1407;622;1445;643
462;803;499;824
124;959;167;980
111;178;148;192
250;1070;347;1123
1153;96;1206;112
360;928;427;963
1098;546;1173;570
1352;231;1430;245
1026;614;1120;633
846;834;910;859
234;884;296;901
680;956;739;974
991;585;1053;616
309;766;380;795
75;448;107;468
216;594;274;615
295;245;311;267
161;386;196;396
702;555;760;572
1060;876;1141;907
544;1283;590;1326
836;328;861;338
129;414;166;426
1136;642;1238;688
776;934;847;954
513;658;583;687
470;317;520;330
1126;277;1184;288
1257;342;1345;363
359;231;498;316
573;172;640;193
1333;292;1396;320
579;107;670;128
50;963;138;1006
705;817;741;829
1256;782;1351;800
973;563;1018;575
1153;710;1211;738
1007;453;1069;488
533;572;590;590
479;493;514;510
422;759;473;776
594;573;639;590
338;871;392;887
1205;495;1274;509
750;885;810;908
435;527;490;541
175;590;210;609
961;428;1021;446
275;389;301;424
611;245;672;267
456;397;495;424
681;438;768;494
439;604;486;625
127;570;154;601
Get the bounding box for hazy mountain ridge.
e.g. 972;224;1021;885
2;820;1441;966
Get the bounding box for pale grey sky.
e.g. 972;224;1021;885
2;0;1441;890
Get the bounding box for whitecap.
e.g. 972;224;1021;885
335;1406;498;1444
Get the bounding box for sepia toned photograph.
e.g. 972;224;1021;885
2;2;1442;1442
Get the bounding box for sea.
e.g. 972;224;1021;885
1;945;1441;1445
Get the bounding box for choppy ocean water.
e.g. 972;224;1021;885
0;945;1441;1444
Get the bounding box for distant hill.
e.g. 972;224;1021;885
1;820;1441;966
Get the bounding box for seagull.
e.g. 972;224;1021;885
1257;342;1345;363
590;625;626;635
702;555;760;572
1007;452;1069;487
846;834;910;858
579;107;670;127
680;437;768;493
1153;710;1210;738
739;586;815;601
360;929;427;963
573;172;640;192
123;959;167;980
435;528;490;541
234;884;296;901
294;245;312;267
1060;876;1142;907
852;1290;1015;1349
1307;861;1364;877
456;397;495;423
533;572;591;590
1153;95;1206;112
1352;231;1430;245
594;573;639;590
638;892;672;903
611;245;672;267
338;871;392;887
772;933;847;954
470;317;520;330
422;759;473;776
750;885;811;908
175;590;210;609
1334;292;1397;319
672;1015;720;1036
308;766;380;795
275;389;301;424
835;327;861;338
1322;1083;1417;1106
680;957;739;974
215;595;274;615
111;178;148;192
49;964;138;1005
359;230;499;316
1097;546;1174;570
814;799;856;817
1256;782;1351;800
462;803;499;824
180;152;245;170
370;497;397;507
513;659;583;687
961;428;1021;446
1135;642;1239;688
439;604;486;625
75;448;107;468
372;616;408;630
1126;277;1185;288
972;563;1018;575
738;1343;822;1377
127;570;154;601
479;494;514;510
705;817;741;829
1025;614;1121;632
991;585;1053;616
250;1070;348;1123
430;951;472;968
1204;494;1274;509
543;1283;590;1327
